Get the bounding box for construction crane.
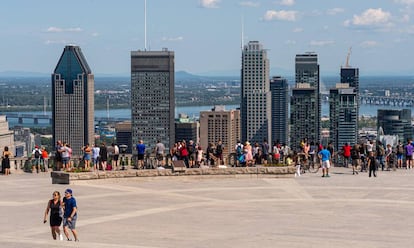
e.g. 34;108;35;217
345;47;352;68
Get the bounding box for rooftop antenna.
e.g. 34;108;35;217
144;0;147;51
43;96;47;115
106;96;109;120
345;47;352;68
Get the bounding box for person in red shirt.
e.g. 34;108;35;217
342;143;352;168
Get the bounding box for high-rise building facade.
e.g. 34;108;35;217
175;114;199;144
341;67;360;131
52;45;94;156
241;41;271;144
377;109;412;142
199;106;240;159
340;68;359;92
290;53;320;150
270;76;289;146
115;121;132;154
131;49;175;150
329;85;358;150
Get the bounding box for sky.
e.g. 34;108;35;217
1;0;414;77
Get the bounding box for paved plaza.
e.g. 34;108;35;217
1;167;414;247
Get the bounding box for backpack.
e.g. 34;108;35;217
378;146;385;156
188;144;195;154
398;145;404;154
351;148;358;159
236;145;242;155
34;149;40;158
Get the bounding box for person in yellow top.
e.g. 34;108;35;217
2;146;12;175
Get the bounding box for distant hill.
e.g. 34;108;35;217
0;71;49;78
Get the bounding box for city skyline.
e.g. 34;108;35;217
1;0;414;76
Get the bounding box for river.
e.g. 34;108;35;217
2;103;413;128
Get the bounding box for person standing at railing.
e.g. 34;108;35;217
136;140;146;169
92;143;100;171
82;144;92;171
2;146;12;175
41;147;49;172
61;143;71;171
99;142;108;171
32;145;42;173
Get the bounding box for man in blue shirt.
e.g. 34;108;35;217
318;146;331;177
63;188;79;242
136;140;146;169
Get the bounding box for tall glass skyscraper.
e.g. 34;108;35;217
341;67;360;131
270;76;288;146
241;41;271;144
52;45;94;156
290;53;320;150
130;49;175;150
329;86;358;150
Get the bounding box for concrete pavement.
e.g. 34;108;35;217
0;167;413;247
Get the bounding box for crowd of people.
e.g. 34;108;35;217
293;138;414;178
133;139;292;169
4;137;414;177
54;140;122;172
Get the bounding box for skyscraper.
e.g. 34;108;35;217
341;66;360;130
329;85;358;150
270;76;289;146
241;41;271;144
131;49;175;150
290;53;320;150
377;109;412;142
52;45;94;156
199;106;240;159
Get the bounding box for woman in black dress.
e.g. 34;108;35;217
43;191;63;240
2;146;12;175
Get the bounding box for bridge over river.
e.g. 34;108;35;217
0;113;129;125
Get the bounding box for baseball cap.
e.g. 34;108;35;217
65;189;73;194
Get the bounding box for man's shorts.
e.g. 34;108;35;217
406;155;412;161
322;160;331;169
137;154;144;160
352;158;360;167
63;215;77;230
62;157;69;164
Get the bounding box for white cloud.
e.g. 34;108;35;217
239;1;260;7
91;32;99;37
360;40;378;48
46;26;83;33
199;0;220;8
402;14;410;22
344;8;391;27
285;40;296;45
310;40;335;46
162;36;184;41
44;40;68;45
263;10;297;21
279;0;295;6
327;8;345;15
292;27;303;33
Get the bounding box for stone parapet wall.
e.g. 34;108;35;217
52;166;295;183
